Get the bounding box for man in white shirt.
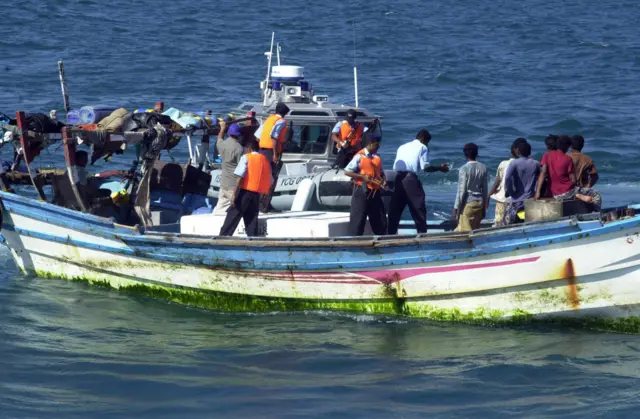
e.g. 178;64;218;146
387;129;449;235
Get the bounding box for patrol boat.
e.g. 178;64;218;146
209;61;384;211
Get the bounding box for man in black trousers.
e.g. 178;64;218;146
387;129;449;235
219;140;272;237
344;135;387;236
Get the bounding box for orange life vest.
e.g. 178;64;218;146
353;148;383;190
338;121;364;149
240;153;272;194
258;114;288;153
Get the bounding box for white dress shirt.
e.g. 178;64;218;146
392;139;429;173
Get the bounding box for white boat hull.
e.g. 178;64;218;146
3;192;640;332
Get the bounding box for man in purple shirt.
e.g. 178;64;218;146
503;139;540;225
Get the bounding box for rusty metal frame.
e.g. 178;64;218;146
15;111;46;201
61;126;88;212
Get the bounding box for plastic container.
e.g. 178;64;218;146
66;110;82;125
79;106;119;124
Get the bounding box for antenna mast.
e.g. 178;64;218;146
352;23;359;108
276;42;281;66
57;60;71;114
263;32;275;106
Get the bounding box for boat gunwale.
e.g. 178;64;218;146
2;190;638;251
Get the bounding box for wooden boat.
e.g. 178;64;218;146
2;112;640;333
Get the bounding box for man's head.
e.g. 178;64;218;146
557;135;571;153
346;109;357;124
75;150;88;167
416;129;432;145
275;102;290;117
545;135;558;151
516;140;532;158
246;139;259;152
512;137;527;158
571;135;585;152
366;134;381;153
227;123;242;138
463;143;479;160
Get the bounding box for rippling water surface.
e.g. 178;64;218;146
3;0;640;416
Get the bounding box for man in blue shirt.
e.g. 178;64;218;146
344;135;387;236
387;129;449;235
503;139;540;224
330;109;370;169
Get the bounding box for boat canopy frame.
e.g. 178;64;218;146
0;110;257;227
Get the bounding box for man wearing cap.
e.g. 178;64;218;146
387;129;449;235
344;135;387;236
255;102;290;166
213;121;245;215
254;102;290;212
219;140;272;237
331;109;367;169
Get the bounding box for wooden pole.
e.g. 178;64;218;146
62;127;87;212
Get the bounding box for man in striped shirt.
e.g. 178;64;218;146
452;143;488;232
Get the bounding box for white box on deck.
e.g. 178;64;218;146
179;211;371;238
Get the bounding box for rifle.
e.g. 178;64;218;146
364;174;392;198
336;122;360;151
331;118;380;169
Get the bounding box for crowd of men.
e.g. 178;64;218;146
214;103;602;237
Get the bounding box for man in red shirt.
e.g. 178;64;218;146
535;135;601;210
536;135;575;198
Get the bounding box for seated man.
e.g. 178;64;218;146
535;135;601;211
219;140;272;237
568;135;599;188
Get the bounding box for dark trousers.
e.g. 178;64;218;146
259;148;274;169
258;148;282;212
219;189;261;236
387;171;427;235
333;147;358;169
348;185;387;236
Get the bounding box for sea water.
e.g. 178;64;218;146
2;0;640;416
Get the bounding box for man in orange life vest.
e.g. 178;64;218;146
219;140;272;237
344;135;387;236
254;102;290;168
331;108;366;169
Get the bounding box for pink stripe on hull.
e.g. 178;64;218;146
252;256;540;285
354;256;541;284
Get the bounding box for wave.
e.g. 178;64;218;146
534;118;584;133
578;40;611;48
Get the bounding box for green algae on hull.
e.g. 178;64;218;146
31;269;640;334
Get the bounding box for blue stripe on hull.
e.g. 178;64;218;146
3;191;640;272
